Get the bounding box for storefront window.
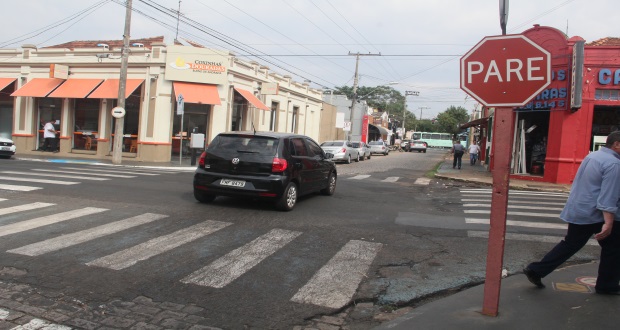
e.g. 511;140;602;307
512;111;549;176
595;89;620;101
172;103;210;156
231;93;247;131
73;99;99;150
110;93;140;153
37;98;62;150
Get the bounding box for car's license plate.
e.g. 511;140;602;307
220;179;246;187
1;147;9;151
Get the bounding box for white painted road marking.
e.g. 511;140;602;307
1;171;109;181
87;220;231;270
468;230;597;246
464;209;560;218
0;176;79;185
461;199;566;206
460;189;568;198
349;175;371;180
0;184;42;192
381;177;400;182
0;202;55;217
463;204;564;211
182;228;301;288
0;207;107;238
414;178;431;185
61;167;160;175
33;169;136;178
465;218;567;230
291;240;382;309
8;213;168;256
7;316;72;329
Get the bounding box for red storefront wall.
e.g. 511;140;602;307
489;26;620;184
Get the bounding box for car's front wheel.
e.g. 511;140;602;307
276;182;297;211
355;154;360;162
321;172;337;196
346;155;352;164
194;189;216;203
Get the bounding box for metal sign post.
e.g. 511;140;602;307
177;94;184;165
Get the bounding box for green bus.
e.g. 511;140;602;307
411;132;454;148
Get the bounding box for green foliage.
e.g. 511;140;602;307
434;106;470;136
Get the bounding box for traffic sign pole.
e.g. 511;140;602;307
481;107;513;316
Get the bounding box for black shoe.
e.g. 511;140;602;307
523;267;545;288
595;289;620;295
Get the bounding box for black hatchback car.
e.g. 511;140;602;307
193;132;337;211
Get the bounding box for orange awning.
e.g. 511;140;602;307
234;87;269;111
87;79;144;99
0;78;16;91
11;78;64;97
48;79;103;98
173;82;221;105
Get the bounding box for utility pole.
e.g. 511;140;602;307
112;0;132;165
348;52;380;141
416;106;430;132
403;90;419;138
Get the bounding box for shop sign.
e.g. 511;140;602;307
515;69;569;111
165;45;228;85
262;83;279;95
598;68;620;85
50;64;69;79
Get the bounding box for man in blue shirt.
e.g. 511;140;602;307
524;131;620;294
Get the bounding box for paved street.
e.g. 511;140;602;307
0;150;601;329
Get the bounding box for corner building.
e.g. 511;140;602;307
0;37;323;162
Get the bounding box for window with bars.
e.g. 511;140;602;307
595;89;620;101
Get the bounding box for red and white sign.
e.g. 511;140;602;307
460;35;551;107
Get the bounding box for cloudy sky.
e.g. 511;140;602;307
1;0;617;119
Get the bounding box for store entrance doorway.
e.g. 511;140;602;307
512;111;550;176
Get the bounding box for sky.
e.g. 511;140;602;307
1;0;617;119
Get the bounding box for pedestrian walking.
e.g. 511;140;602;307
468;142;481;165
451;140;465;169
42;119;58;152
523;131;620;294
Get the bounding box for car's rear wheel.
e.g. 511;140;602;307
321;172;337;196
423;150;427;153
346;155;352;164
194;189;216;203
276;182;297;211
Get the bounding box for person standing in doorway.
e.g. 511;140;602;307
468;141;481;165
523;131;620;294
451;140;465;169
42;119;58;152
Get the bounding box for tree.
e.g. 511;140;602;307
434;106;470;137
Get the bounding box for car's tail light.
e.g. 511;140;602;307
340;148;346;153
198;151;207;168
272;157;288;172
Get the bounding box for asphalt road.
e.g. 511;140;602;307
0;150;601;329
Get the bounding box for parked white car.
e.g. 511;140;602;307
0;137;16;159
320;140;359;164
367;141;389;156
351;141;371;161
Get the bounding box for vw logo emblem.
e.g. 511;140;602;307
232;158;240;165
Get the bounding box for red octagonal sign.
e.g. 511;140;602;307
460;35;551;107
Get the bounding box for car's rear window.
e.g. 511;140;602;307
209;135;278;155
321;141;342;147
368;141;383;145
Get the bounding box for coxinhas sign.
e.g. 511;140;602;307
165;45;229;85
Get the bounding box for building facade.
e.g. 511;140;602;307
0;37;324;162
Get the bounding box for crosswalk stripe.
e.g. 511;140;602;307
1;171;109;181
5;316;71;329
464;209;560;217
61;167;160;176
290;240;382;309
414;177;431;185
467;230;597;246
0;176;79;185
460;190;568;197
86;220;232;270
465;218;567;229
33;169;136;178
0;183;42;192
0;202;55;217
0;207;106;237
181;228;301;288
349;175;371;180
461;199;566;206
8;213;168;256
463;204;564;211
381;177;399;182
0;198;7;202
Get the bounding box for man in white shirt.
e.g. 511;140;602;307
42;119;58;152
468;142;481;165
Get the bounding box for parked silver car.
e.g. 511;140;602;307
367;141;389;156
351;141;371;161
320;140;359;164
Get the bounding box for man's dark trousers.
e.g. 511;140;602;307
527;221;620;291
453;151;463;169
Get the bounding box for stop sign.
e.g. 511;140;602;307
460;35;551;107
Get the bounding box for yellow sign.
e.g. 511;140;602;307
165;45;228;85
553;283;591;293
